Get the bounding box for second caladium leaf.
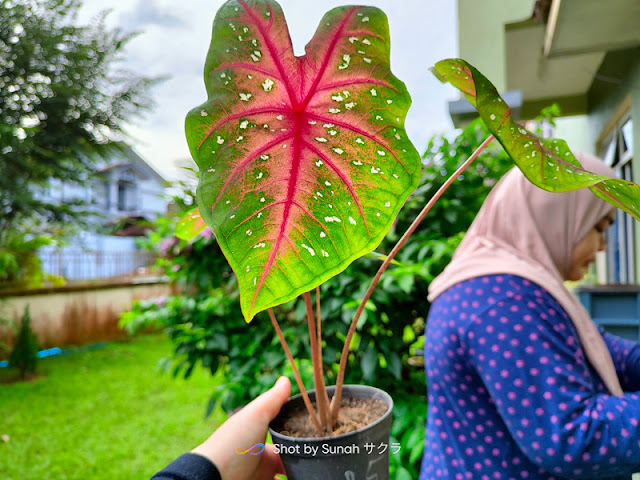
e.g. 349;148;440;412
431;58;640;221
186;0;421;322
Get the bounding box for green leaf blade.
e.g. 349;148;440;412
186;0;421;322
432;58;640;221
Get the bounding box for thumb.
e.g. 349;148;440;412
245;376;291;424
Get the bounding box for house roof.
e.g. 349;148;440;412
96;144;167;184
504;0;640;118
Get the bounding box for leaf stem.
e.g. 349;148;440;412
329;134;496;422
268;308;323;434
304;291;330;432
316;286;332;433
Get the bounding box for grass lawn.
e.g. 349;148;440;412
0;333;226;480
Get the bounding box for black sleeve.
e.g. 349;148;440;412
150;453;222;480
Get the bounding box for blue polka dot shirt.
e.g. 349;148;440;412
420;274;640;480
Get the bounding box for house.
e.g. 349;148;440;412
451;0;640;337
39;145;168;281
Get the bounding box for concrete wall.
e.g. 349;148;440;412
0;280;171;354
457;0;534;92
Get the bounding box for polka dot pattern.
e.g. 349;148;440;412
419;275;640;480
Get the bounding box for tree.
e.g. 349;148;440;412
8;305;39;380
0;0;158;236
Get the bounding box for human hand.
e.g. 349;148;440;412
191;376;291;480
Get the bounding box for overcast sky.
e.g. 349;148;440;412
80;0;458;181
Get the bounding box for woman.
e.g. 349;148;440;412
420;152;640;479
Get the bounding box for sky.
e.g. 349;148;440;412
79;0;459;182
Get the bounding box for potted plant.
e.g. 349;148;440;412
177;0;640;478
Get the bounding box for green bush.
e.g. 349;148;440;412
9;306;39;380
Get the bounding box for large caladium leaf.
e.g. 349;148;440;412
431;59;640;221
186;0;421;322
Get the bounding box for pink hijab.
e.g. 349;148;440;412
428;152;623;396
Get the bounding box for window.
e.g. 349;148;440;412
599;116;634;284
117;179;136;212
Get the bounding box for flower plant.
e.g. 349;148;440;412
178;0;640;435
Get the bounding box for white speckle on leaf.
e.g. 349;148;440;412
236;136;244;142
328;130;337;136
253;242;266;249
260;154;269;160
257;212;263;218
238;35;243;41
345;102;355;110
385;202;391;207
315;137;327;143
260;197;265;202
328;204;333;209
323;123;335;128
247;75;253;79
276;115;284;120
252;39;258;47
316;191;324;197
325;181;332;186
324;216;341;223
358;50;365;54
228;23;235;30
348;216;356;225
376;115;383;121
207;167;215;173
282;144;287;149
329;108;341;114
363;57;372;63
342;90;350;97
256;172;263;179
217;136;225;144
490;114;496;121
239;93;252;101
332;94;344;102
320;232;326;238
356;137;364;145
201;110;208;117
240;120;249;129
250;54;259;62
353;160;363;166
309;120;317;125
395;134;401;140
246;265;250;272
220;73;226;78
316;159;323;167
362;38;371;45
226;200;231;205
338;54;351;70
262;78;274;92
243;27;248;33
229;215;235;219
393;174;399;178
377;150;385;156
376;212;380;217
371;166;380;174
332;147;344;154
253;50;262;58
349;36;358;43
362;16;369;22
322;250;329;257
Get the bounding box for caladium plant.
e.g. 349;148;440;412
181;0;640;435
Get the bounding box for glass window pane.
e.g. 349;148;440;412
621;118;633;155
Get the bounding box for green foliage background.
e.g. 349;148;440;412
121;119;513;477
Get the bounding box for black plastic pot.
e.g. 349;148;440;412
269;384;393;480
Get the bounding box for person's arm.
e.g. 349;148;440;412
462;286;640;478
598;326;640;391
150;376;291;480
151;453;221;480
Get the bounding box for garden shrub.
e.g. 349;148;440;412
9;306;39;380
